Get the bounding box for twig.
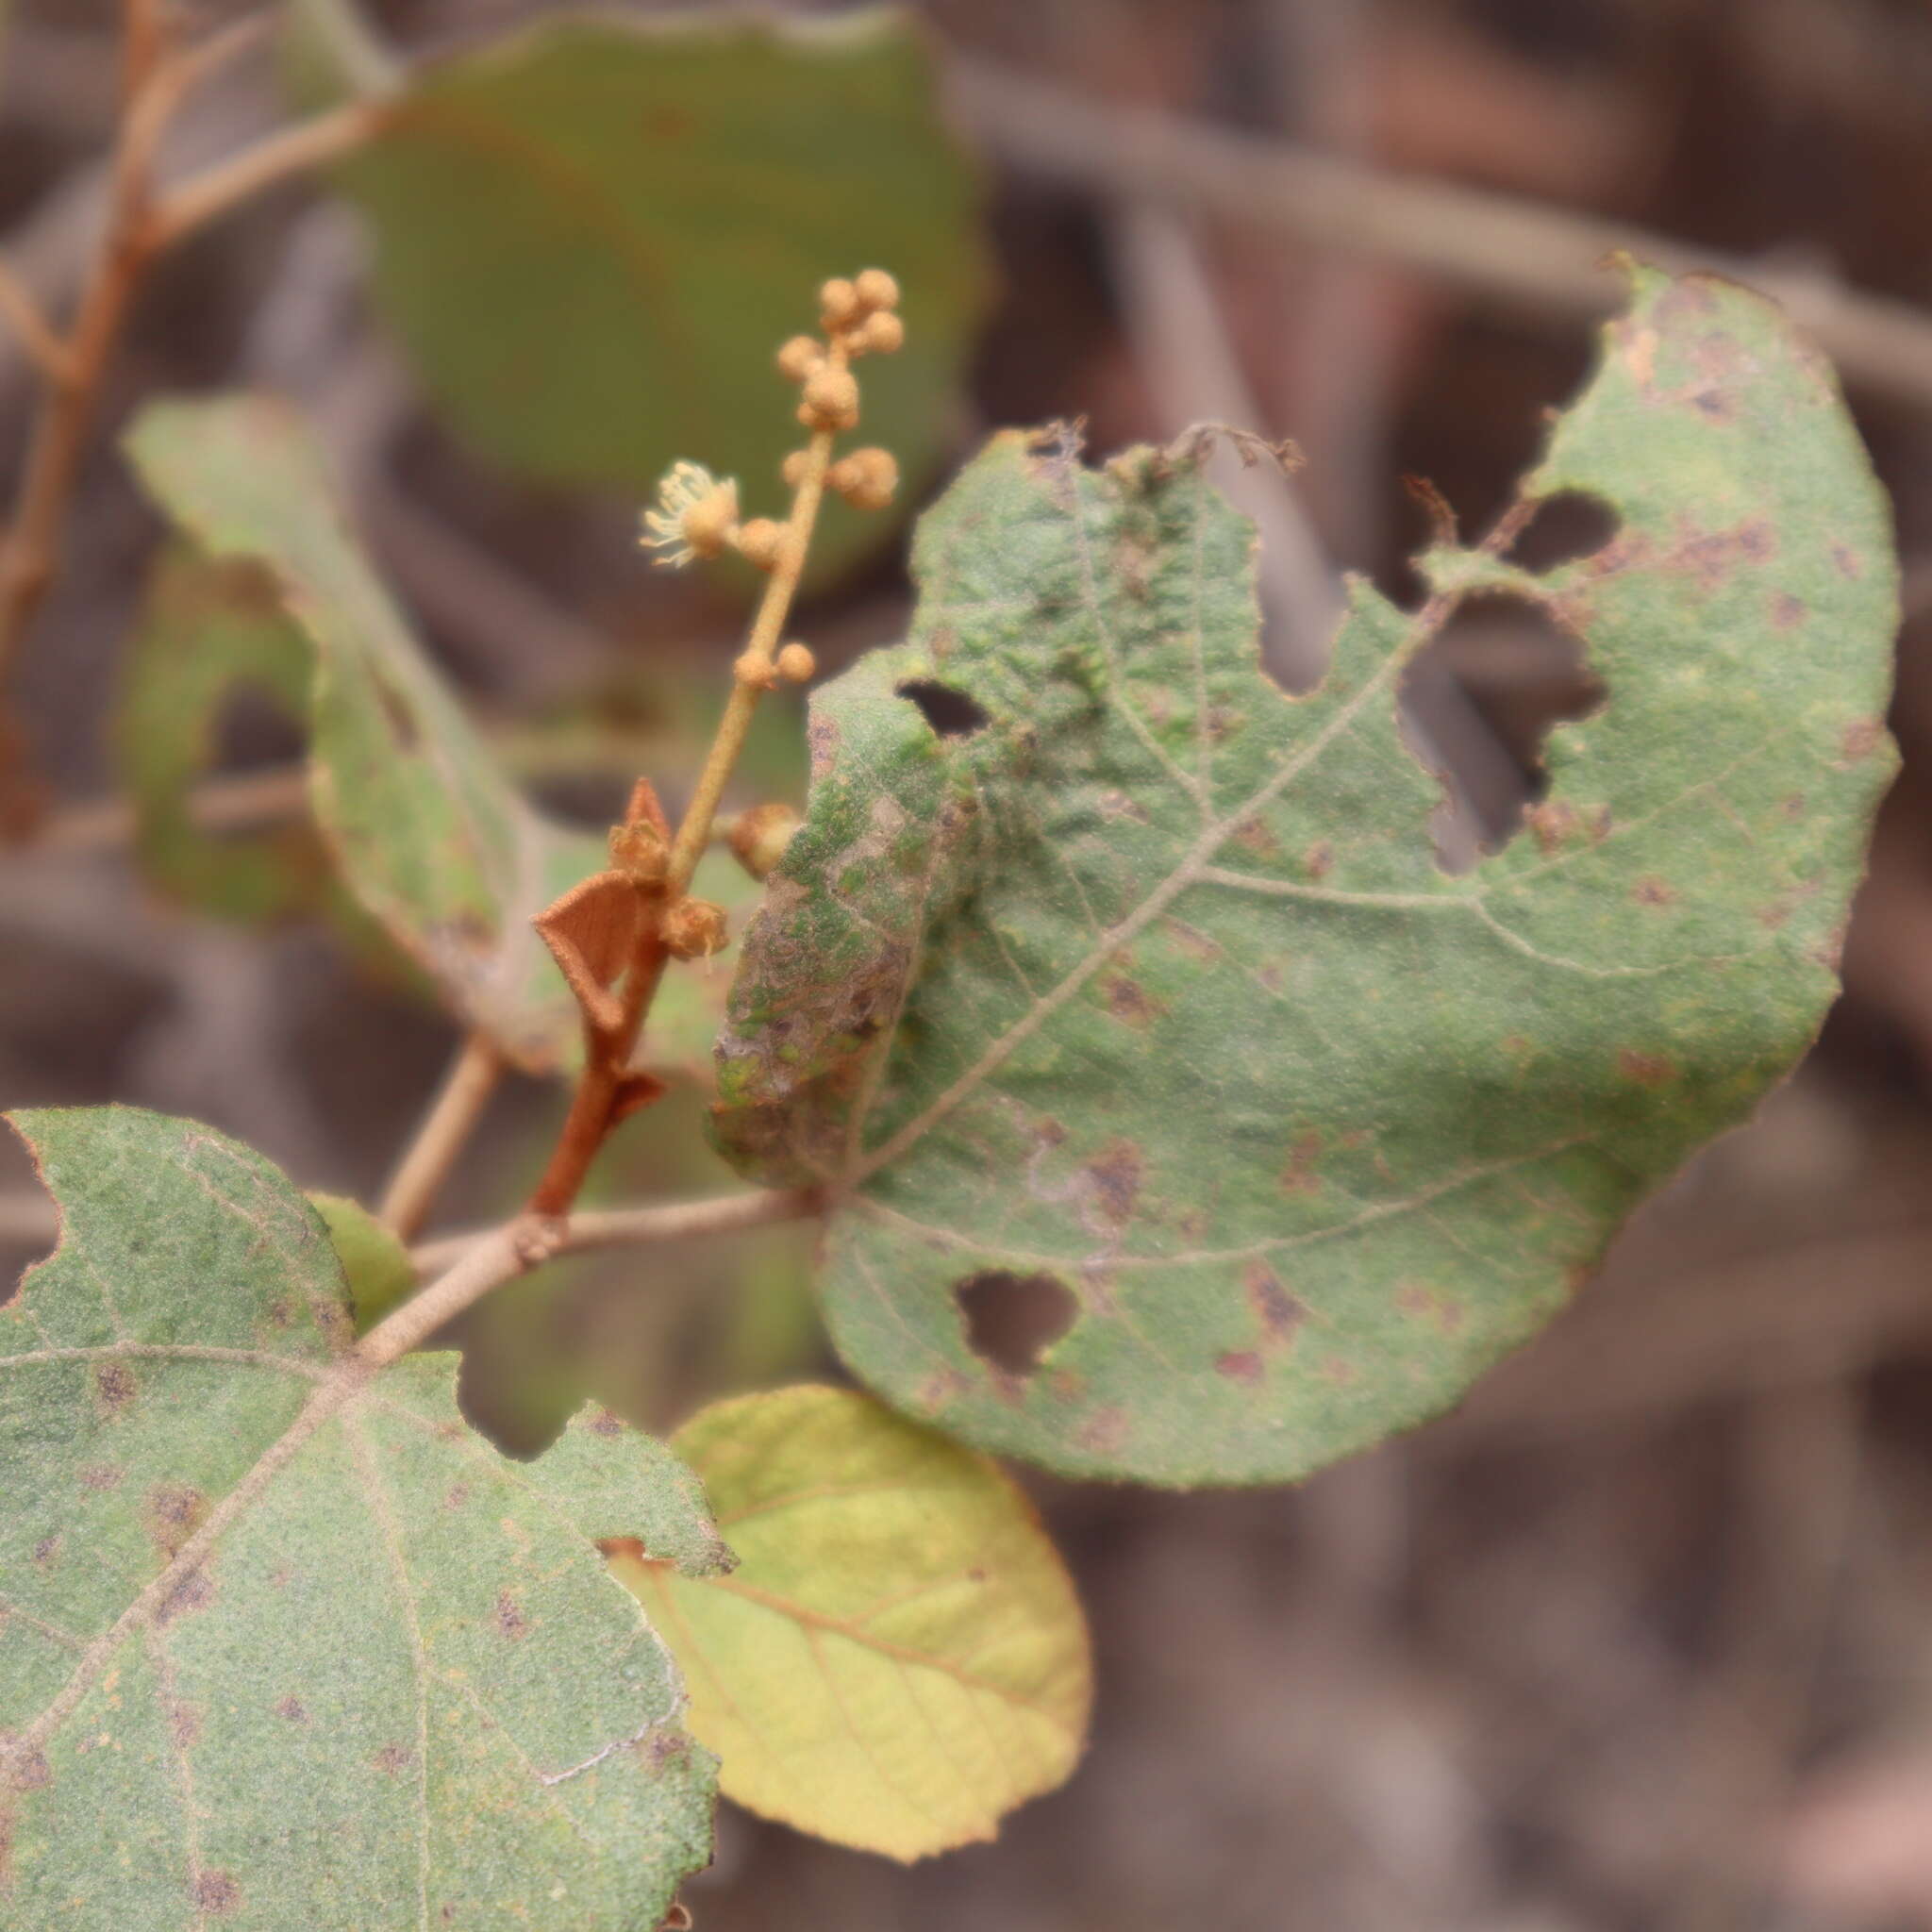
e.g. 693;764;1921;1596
949;57;1932;409
377;1032;505;1241
146;99;387;252
408;1187;819;1279
526;309;870;1221
0;259;72;387
0;13;273;810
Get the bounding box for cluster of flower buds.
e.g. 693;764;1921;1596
640;269;905;581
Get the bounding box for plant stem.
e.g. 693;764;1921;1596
0;12;311;824
378;1032;506;1240
665;389;841;895
526;366;846;1220
408;1187;818;1280
147;100;388;252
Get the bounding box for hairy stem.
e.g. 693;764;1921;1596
527;357;847;1220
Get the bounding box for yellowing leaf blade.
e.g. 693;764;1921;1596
610;1385;1091;1860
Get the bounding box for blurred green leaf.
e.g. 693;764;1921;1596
308;1190;415;1334
329;7;989;577
124;396;746;1080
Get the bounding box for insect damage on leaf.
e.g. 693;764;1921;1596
711;265;1899;1486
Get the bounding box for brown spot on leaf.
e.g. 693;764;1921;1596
193;1871;241;1916
1771;592;1807;630
650;1730;691;1771
1523;800;1577;857
1317;1356;1359;1388
1162;918;1222;964
1215;1350;1265;1386
155;1568;213;1628
1084;1140;1143;1226
275;1697;308;1724
1278;1129;1324;1197
1231;816;1277;858
79;1462;123;1492
1617;1049;1679;1088
1831;541;1863;581
92;1360;136;1418
170;1703;200;1749
147;1484;208;1557
442;1483;470;1511
1097;789;1148;824
806;713;841;780
31;1536;58;1573
1302;841;1334;881
4;1746;49;1793
1395;1282;1465;1333
1245;1261;1307;1349
1631;876;1676;908
375;1743;414;1776
1101;974;1164;1029
495;1591;527;1641
1839;718;1885;765
1077;1407;1130;1456
914;1368;969;1413
587;1408;625;1438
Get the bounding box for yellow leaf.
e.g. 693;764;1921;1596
608;1385;1091;1860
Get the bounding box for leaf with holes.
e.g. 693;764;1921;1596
330;10;988;579
606;1384;1090;1861
0;1106;731;1925
712;265;1899;1484
122;399;747;1080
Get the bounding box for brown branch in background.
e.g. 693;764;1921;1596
0;10;292;830
949;57;1932;411
377;1032;506;1241
524;272;905;1223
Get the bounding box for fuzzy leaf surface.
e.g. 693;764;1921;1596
608;1385;1090;1860
332;9;988;576
0;1107;729;1926
712;267;1899;1484
123;400;742;1078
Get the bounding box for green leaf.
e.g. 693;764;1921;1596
1;1106;729;1926
330;8;988;576
123;397;741;1080
711;266;1900;1485
309;1191;415;1335
115;545;328;925
608;1385;1090;1861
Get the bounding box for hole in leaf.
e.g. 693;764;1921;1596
897;678;989;739
1507;491;1620;574
211;679;306;777
1400;593;1606;868
956;1270;1077;1376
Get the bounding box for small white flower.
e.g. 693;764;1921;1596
640;461;739;568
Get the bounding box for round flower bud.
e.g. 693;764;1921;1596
775;334;824;383
734;517;785;572
728;803;803;881
663;896;728;960
853;268;900;313
827;447;898;512
775;641;816;684
780;449;811;488
818;276;861;329
858;309;905;357
798;364;859;433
